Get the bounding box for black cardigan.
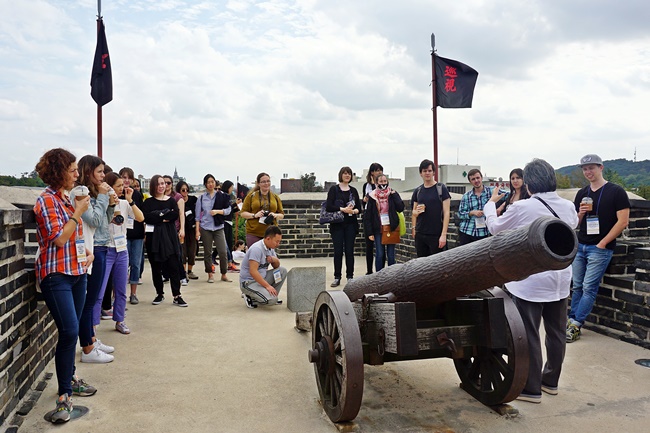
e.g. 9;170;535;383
363;190;405;235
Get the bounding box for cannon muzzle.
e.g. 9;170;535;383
344;216;577;308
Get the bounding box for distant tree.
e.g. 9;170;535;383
0;173;45;187
556;173;571;189
301;172;324;192
603;168;626;188
636;185;650;200
569;168;589;188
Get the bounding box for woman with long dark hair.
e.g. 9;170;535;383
176;180;198;279
361;162;384;274
326;166;362;287
498;168;531;214
221;180;240;271
240;172;284;247
141;175;188;306
71;155;115;363
34;148;95;423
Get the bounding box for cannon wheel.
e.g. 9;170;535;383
308;291;364;423
454;287;529;406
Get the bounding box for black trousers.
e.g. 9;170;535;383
330;222;357;279
512;295;567;396
150;255;181;297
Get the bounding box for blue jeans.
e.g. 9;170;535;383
79;246;107;347
569;244;614;326
40;273;87;397
374;233;395;272
127;238;144;284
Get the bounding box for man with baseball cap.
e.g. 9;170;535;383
567;154;630;342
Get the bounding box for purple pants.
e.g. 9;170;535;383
94;248;129;324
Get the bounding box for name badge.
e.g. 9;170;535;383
126;215;134;230
380;213;390;225
273;269;282;284
475;216;487;229
185;210;192;216
145;224;155;233
76;239;86;263
586;216;600;235
114;234;127;252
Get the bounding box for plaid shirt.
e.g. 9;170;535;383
458;186;493;238
34;187;85;283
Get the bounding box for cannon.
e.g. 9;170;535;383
308;217;577;423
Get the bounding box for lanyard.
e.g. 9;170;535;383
588;183;606;215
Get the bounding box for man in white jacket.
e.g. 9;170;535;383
485;158;578;404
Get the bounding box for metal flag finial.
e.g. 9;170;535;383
430;33;435;51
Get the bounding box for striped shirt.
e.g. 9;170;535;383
34;187;85;283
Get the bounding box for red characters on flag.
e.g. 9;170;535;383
101;54;109;69
444;66;457;92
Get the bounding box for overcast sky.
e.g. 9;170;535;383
1;0;648;187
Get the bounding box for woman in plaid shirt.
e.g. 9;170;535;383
34;148;96;423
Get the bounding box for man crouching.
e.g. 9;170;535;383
239;225;287;308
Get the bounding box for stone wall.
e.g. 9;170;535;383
0;197;57;428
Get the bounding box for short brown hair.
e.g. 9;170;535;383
34;148;77;190
467;168;482;180
150;174;163;197
338;166;353;182
119;167;135;180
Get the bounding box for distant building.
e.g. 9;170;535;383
352;164;504;195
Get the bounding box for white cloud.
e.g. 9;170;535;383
0;0;649;186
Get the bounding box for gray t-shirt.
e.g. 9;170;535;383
239;239;276;282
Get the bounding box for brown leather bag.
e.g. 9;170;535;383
381;224;400;245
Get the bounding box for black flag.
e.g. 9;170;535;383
91;20;113;106
435;55;478;108
236;183;250;200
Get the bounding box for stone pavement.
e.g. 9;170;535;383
15;257;650;433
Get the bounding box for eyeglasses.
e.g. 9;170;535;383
165;181;172;185
259;180;271;184
180;189;188;192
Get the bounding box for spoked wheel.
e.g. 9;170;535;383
308;291;364;422
454;287;529;406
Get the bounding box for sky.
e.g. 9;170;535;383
1;0;649;187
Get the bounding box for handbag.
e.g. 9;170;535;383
397;212;406;236
381;224;401;245
319;201;344;224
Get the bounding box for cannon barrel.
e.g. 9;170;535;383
344;216;577;308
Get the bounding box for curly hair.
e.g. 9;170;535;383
34;148;77;190
77;155;106;198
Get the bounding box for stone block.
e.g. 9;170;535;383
286;266;326;312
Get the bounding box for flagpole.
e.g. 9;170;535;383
96;0;103;158
430;33;439;182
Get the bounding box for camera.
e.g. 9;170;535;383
112;214;125;225
262;211;275;225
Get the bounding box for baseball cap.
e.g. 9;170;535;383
579;154;603;166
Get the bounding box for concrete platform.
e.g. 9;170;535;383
16;257;650;433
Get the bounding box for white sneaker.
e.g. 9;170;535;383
95;339;115;354
181;278;188;286
81;347;114;363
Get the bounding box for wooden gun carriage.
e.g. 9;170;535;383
308;217;578;422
